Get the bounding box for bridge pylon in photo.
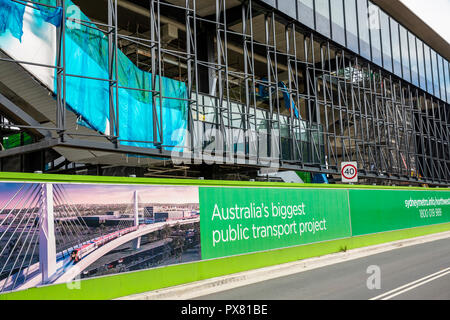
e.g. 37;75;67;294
132;190;141;250
39;183;57;284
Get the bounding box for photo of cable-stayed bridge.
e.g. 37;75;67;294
0;182;200;293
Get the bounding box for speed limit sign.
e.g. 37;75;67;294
341;162;358;183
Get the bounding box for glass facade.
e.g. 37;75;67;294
331;0;346;46
399;25;410;83
278;0;297;19
438;55;446;102
368;2;382;66
431;50;440;99
260;0;276;6
424;44;433;95
357;0;371;60
315;0;330;38
379;10;392;72
297;0;315;29
446;60;450;103
254;0;449;184
416;39;426;91
390;18;402;78
344;0;359;53
267;0;450;104
408;32;418;87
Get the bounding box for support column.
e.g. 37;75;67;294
39;183;56;284
197;28;215;95
132;190;141;250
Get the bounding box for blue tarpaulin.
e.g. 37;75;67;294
37;3;63;27
63;0;187;150
0;0;187;151
0;0;26;41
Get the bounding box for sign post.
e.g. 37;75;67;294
341;162;358;184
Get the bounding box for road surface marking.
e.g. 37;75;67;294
370;267;450;300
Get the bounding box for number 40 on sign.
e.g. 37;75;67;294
341;162;358;183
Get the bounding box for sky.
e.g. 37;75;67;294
0;183;199;207
64;184;199;204
59;184;200;205
400;0;450;44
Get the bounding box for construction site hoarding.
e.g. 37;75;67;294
349;189;450;236
199;187;351;260
0;175;449;295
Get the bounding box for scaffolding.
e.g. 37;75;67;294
0;0;448;186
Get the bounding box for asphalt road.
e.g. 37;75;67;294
195;237;450;300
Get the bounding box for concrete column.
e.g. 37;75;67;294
132;190;141;250
39;183;56;284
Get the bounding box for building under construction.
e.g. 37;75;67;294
0;0;448;186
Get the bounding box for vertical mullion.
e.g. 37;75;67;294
271;12;281;166
108;0;116;140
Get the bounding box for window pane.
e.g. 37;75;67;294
408;33;418;86
260;0;276;6
357;0;371;60
399;25;410;82
444;61;450;104
438;55;446;101
423;44;433;95
344;0;359;53
331;0;345;45
390;19;402;77
379;10;391;72
431;50;440;99
368;2;382;66
297;0;314;29
315;0;330;38
278;0;297;19
416;39;426;90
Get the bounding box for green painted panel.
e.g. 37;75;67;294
350;189;450;236
199;187;351;260
296;171;312;183
0;171;443;191
1;222;449;300
0;171;448;300
2;133;32;150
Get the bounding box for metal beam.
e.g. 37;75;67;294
58;138;174;158
0;93;52;138
0;138;59;159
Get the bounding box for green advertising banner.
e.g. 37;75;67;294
199;187;352;260
349;190;450;236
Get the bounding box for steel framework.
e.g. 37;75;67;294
0;0;448;186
